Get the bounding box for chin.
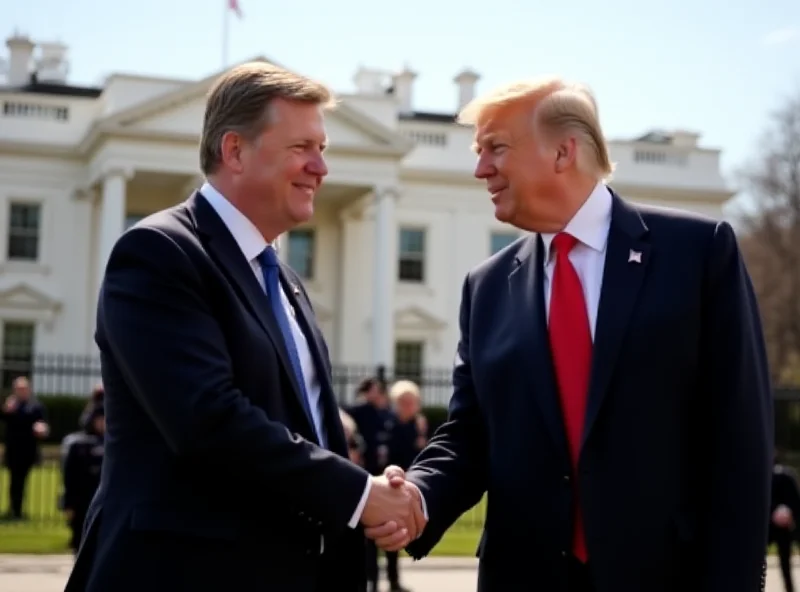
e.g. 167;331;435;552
494;206;513;224
291;205;315;224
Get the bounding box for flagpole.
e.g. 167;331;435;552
222;0;229;69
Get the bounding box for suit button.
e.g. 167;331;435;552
563;475;570;482
561;551;567;557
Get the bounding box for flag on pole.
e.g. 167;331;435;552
229;0;243;18
222;0;242;68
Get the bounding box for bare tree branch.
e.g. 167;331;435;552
737;91;800;385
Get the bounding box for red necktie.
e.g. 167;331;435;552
548;232;592;562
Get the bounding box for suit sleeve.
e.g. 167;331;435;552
405;274;489;559
699;221;773;590
97;226;370;531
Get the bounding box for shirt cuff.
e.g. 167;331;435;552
348;476;372;528
407;482;429;521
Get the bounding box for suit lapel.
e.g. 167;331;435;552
581;192;651;450
188;192;316;439
508;235;570;464
279;268;349;455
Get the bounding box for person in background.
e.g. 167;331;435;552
346;378;394;478
770;450;800;592
346;378;396;592
0;376;49;520
79;384;104;430
384;379;427;592
63;405;106;553
340;408;366;467
62;384;106;471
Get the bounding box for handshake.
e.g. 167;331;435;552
360;465;427;551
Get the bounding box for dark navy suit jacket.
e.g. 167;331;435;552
406;191;773;592
65;192;370;592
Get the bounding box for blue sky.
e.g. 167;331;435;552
5;0;800;197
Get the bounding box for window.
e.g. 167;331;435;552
1;322;35;390
2;101;69;121
7;203;41;261
490;231;518;255
286;229;315;279
394;341;424;385
398;228;425;283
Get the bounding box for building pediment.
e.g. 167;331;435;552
394;306;447;331
0;282;61;312
80;56;412;158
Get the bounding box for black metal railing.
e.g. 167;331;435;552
0;459;486;530
0;353;456;406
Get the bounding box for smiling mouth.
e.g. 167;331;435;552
293;184;316;197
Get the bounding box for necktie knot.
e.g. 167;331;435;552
552;232;579;257
259;245;279;268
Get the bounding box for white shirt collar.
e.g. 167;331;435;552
541;182;613;263
199;181;271;262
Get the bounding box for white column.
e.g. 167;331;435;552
371;186;398;367
96;168;132;291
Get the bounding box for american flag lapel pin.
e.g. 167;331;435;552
628;249;642;264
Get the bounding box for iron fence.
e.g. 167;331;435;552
1;353;456;406
0;459;486;531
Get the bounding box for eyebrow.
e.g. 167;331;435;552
472;133;501;154
294;137;328;150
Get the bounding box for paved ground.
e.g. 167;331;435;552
0;554;798;591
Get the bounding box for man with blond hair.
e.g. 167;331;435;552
64;62;424;592
367;78;773;591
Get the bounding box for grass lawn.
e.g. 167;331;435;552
0;523;482;557
0;464;484;556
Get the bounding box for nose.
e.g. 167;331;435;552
474;153;495;180
306;152;328;178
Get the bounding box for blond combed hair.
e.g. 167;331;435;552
457;77;615;181
200;61;336;175
389;379;421;402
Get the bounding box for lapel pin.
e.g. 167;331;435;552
628;249;642;264
292;284;300;296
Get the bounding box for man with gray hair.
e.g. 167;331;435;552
65;61;424;592
367;78;773;592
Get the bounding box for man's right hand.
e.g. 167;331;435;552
361;475;425;542
362;467;427;551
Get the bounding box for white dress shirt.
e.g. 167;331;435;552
199;182;370;534
540;182;613;337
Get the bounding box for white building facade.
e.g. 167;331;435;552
0;33;734;390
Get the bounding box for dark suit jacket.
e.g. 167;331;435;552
405;191;773;592
65;192;370;592
0;399;46;469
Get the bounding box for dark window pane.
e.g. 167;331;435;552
287;229;315;279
